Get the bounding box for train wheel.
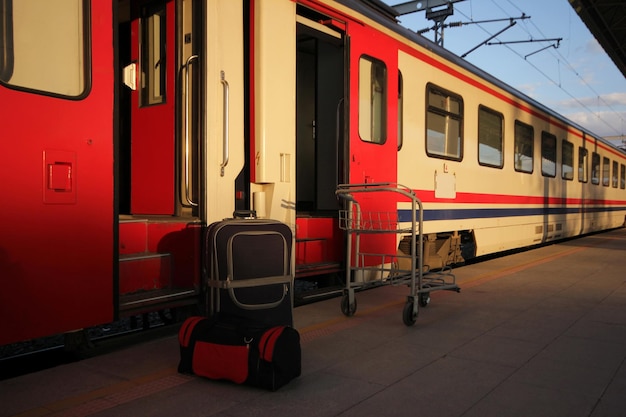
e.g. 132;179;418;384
341;294;357;317
419;292;430;307
402;301;417;326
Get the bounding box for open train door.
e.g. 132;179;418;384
0;1;115;344
127;0;178;215
346;18;398;189
345;16;399;273
116;0;204;315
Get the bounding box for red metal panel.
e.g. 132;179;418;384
0;4;115;345
296;239;325;265
347;22;398;185
147;222;201;288
295;217;343;266
130;1;176;214
119;255;172;294
119;221;148;254
346;20;399;264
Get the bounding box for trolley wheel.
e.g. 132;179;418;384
419;292;430;307
341;294;357;317
402;301;417;326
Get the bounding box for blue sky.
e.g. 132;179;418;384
382;0;626;146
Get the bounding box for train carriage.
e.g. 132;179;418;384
1;0;625;346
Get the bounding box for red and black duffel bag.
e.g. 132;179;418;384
178;316;301;391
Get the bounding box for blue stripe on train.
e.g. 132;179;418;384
397;206;626;222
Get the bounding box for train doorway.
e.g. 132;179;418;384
120;0;201;216
294;10;346;281
116;0;202;315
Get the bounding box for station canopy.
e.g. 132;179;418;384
569;0;626;79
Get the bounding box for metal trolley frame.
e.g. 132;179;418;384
336;183;460;325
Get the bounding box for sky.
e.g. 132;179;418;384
382;0;626;148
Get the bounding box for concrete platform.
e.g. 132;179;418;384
2;228;626;417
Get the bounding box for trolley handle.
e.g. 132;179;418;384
337;181;393;189
336;192;357;203
336;183;418;202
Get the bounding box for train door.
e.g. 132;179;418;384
294;7;346;280
0;1;115;344
345;18;399;272
124;0;199;215
128;0;176;214
117;0;202;315
346;22;398;190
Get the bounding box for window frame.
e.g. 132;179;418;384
397;70;403;151
358;55;387;145
602;156;610;187
425;83;464;161
561;140;574;181
578;147;588;183
140;2;167;107
541;131;557;178
0;0;91;100
591;152;600;185
477;105;504;169
514;120;534;174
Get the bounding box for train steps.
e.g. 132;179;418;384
118;216;200;315
295;216;344;278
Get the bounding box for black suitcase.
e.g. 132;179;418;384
206;218;294;327
178;316;301;391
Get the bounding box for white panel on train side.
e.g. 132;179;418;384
205;0;245;223
251;0;296;225
397;50;425;188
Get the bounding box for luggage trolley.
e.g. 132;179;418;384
336;183;460;325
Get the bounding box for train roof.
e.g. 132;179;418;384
337;0;626;156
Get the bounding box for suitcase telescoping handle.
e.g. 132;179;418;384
219;275;291;310
232;210;257;219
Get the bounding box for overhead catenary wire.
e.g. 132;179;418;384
453;0;625;137
497;0;626;137
389;0;625;138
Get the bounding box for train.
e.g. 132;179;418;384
1;0;625;347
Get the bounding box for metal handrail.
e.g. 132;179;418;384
183;54;199;207
220;70;230;177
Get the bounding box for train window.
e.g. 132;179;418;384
359;56;387;144
0;0;88;98
591;152;600;185
602;157;610;186
514;121;533;173
621;164;626;189
579;147;588;183
541;132;557;177
426;84;463;160
612;161;619;188
141;2;167;106
478;106;503;168
398;70;403;150
562;140;574;180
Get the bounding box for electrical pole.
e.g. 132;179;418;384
392;0;465;47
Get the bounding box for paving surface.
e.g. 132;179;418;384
2;228;626;417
